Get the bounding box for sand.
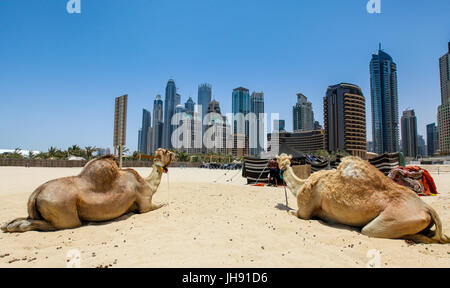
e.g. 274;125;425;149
0;166;449;268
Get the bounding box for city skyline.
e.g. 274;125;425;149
1;1;449;152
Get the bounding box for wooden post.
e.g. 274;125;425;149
119;145;123;168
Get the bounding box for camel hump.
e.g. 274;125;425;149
79;155;120;189
96;154;119;164
338;156;386;186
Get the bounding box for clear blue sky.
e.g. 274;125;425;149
1;0;449;152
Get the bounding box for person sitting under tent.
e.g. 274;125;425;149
268;159;278;187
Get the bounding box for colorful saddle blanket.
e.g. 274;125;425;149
388;166;438;197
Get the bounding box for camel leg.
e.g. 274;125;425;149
2;218;56;233
135;195;167;214
37;202;82;230
361;206;431;241
148;202;167;212
136;202;166;214
289;205;315;220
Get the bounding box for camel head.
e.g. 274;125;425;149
276;154;292;171
153;148;175;172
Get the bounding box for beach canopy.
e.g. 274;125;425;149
244;144;307;184
242;157;270;184
368;153;399;175
243;148;400;184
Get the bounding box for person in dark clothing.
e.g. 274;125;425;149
268;159;278;187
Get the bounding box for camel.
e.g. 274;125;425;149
276;154;450;244
1;148;175;233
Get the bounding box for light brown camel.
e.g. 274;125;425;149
277;154;449;244
1;148;175;233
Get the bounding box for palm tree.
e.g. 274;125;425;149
121;146;130;155
11;148;23;159
175;151;189;162
55;148;67;159
28;151;36;159
313;150;330;160
84;146;98;160
47;147;58;159
132;151;141;160
68;145;84;158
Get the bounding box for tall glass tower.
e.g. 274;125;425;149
401;109;418;158
184;97;195;114
232;87;250;135
438;42;450;155
370;45;399;154
293;93;314;132
250;92;264;156
138;109;151;154
152;94;164;152
198;83;212;134
163;79;177;149
426;123;439;157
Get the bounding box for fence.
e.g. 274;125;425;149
0;158;200;168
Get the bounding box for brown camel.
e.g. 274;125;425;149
1;148;175;233
277;154;449;244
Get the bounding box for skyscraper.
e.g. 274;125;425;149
293;93;314;132
184;97;195;114
438;42;450;155
232;87;250;135
205;100;231;155
152;94;164;153
175;93;181;106
138;109;151;154
177;112;203;155
207;100;222;115
267;130;325;154
163;79;177;149
198;83;212;133
172;104;186;150
426;123;439;157
250;92;264;156
324;83;367;159
370;45;400;154
314;121;322;130
401;109;418;158
439;42;450;105
417;135;427;158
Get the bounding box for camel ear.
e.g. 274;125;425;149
288;155;293;160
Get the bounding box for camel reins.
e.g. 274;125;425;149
153;162;170;217
154;163;169;174
280;166;290;211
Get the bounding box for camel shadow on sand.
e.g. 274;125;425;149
275;203;293;211
83;212;137;227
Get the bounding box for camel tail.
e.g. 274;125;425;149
426;204;450;244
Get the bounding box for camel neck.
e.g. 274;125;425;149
145;165;163;193
283;166;303;191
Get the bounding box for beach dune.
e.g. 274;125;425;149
0;167;449;268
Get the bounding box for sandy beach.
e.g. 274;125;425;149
0;166;449;268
